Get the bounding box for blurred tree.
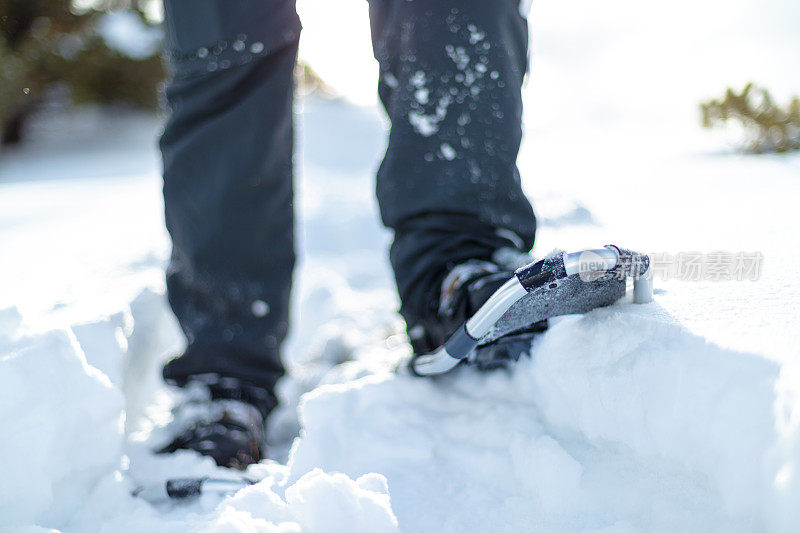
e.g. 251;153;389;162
294;62;335;99
0;0;163;145
701;83;800;153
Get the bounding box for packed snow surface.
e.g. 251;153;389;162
2;0;800;531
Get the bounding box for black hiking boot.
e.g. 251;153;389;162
155;374;275;470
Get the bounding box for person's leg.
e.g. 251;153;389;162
160;0;301;417
367;1;537;346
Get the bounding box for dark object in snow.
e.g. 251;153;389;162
155;377;273;470
132;476;258;503
408;246;652;376
701;83;800;153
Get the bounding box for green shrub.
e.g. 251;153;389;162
0;0;164;145
701;83;800;153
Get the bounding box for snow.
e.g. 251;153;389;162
2;0;800;531
444;44;470;71
287;309;784;531
0;324;123;528
408;110;439;137
408;95;453;137
439;143;456;160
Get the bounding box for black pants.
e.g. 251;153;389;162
160;0;537;404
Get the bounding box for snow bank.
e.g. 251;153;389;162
71;311;130;387
768;362;800;532
5;284;792;531
527;307;779;520
288;301;793;532
204;469;397;533
0;294;400;533
0;310;123;529
65;467;397;533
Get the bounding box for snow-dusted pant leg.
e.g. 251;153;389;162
159;0;301;402
367;0;537;323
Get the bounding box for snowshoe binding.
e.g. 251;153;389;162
408;245;652;376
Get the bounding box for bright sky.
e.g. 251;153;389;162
296;0;378;105
74;0;378;104
85;0;799;110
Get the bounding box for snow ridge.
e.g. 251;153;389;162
2;287;797;532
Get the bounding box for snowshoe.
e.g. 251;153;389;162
408;245;652;376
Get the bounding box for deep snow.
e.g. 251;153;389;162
2;0;800;531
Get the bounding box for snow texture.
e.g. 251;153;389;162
2;0;800;530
